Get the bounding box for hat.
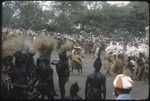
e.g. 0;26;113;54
113;74;134;89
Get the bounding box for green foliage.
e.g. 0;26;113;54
2;1;16;27
2;1;149;38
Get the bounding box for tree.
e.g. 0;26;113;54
2;1;149;39
51;1;86;34
15;1;46;30
126;2;149;37
2;1;16;27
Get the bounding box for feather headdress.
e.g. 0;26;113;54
125;44;139;57
61;40;74;52
2;32;22;41
105;41;124;55
32;36;55;58
137;43;149;58
2;34;24;57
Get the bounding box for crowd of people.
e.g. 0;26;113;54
2;28;149;100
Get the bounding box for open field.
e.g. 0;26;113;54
50;51;149;100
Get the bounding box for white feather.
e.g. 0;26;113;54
137;43;149;58
105;41;124;55
125;45;139;57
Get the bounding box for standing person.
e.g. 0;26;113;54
35;57;56;99
11;51;29;100
33;36;57;99
85;49;106;100
57;37;62;51
63;82;82;100
136;53;145;80
26;52;35;81
113;73;134;100
52;51;70;99
1;55;14;99
71;47;83;73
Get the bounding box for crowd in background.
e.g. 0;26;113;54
2;28;149;100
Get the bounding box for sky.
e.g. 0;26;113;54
38;1;130;10
107;1;129;5
107;1;129;6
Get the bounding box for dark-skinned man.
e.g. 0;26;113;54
85;48;106;100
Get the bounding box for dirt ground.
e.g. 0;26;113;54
50;50;149;100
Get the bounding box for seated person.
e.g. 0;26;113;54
63;82;82;100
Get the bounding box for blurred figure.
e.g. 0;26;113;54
136;53;145;80
63;82;82;100
35;57;56;99
52;51;70;99
56;37;62;51
71;47;83;73
85;49;106;100
11;51;29;99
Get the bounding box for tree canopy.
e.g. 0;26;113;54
2;1;149;38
